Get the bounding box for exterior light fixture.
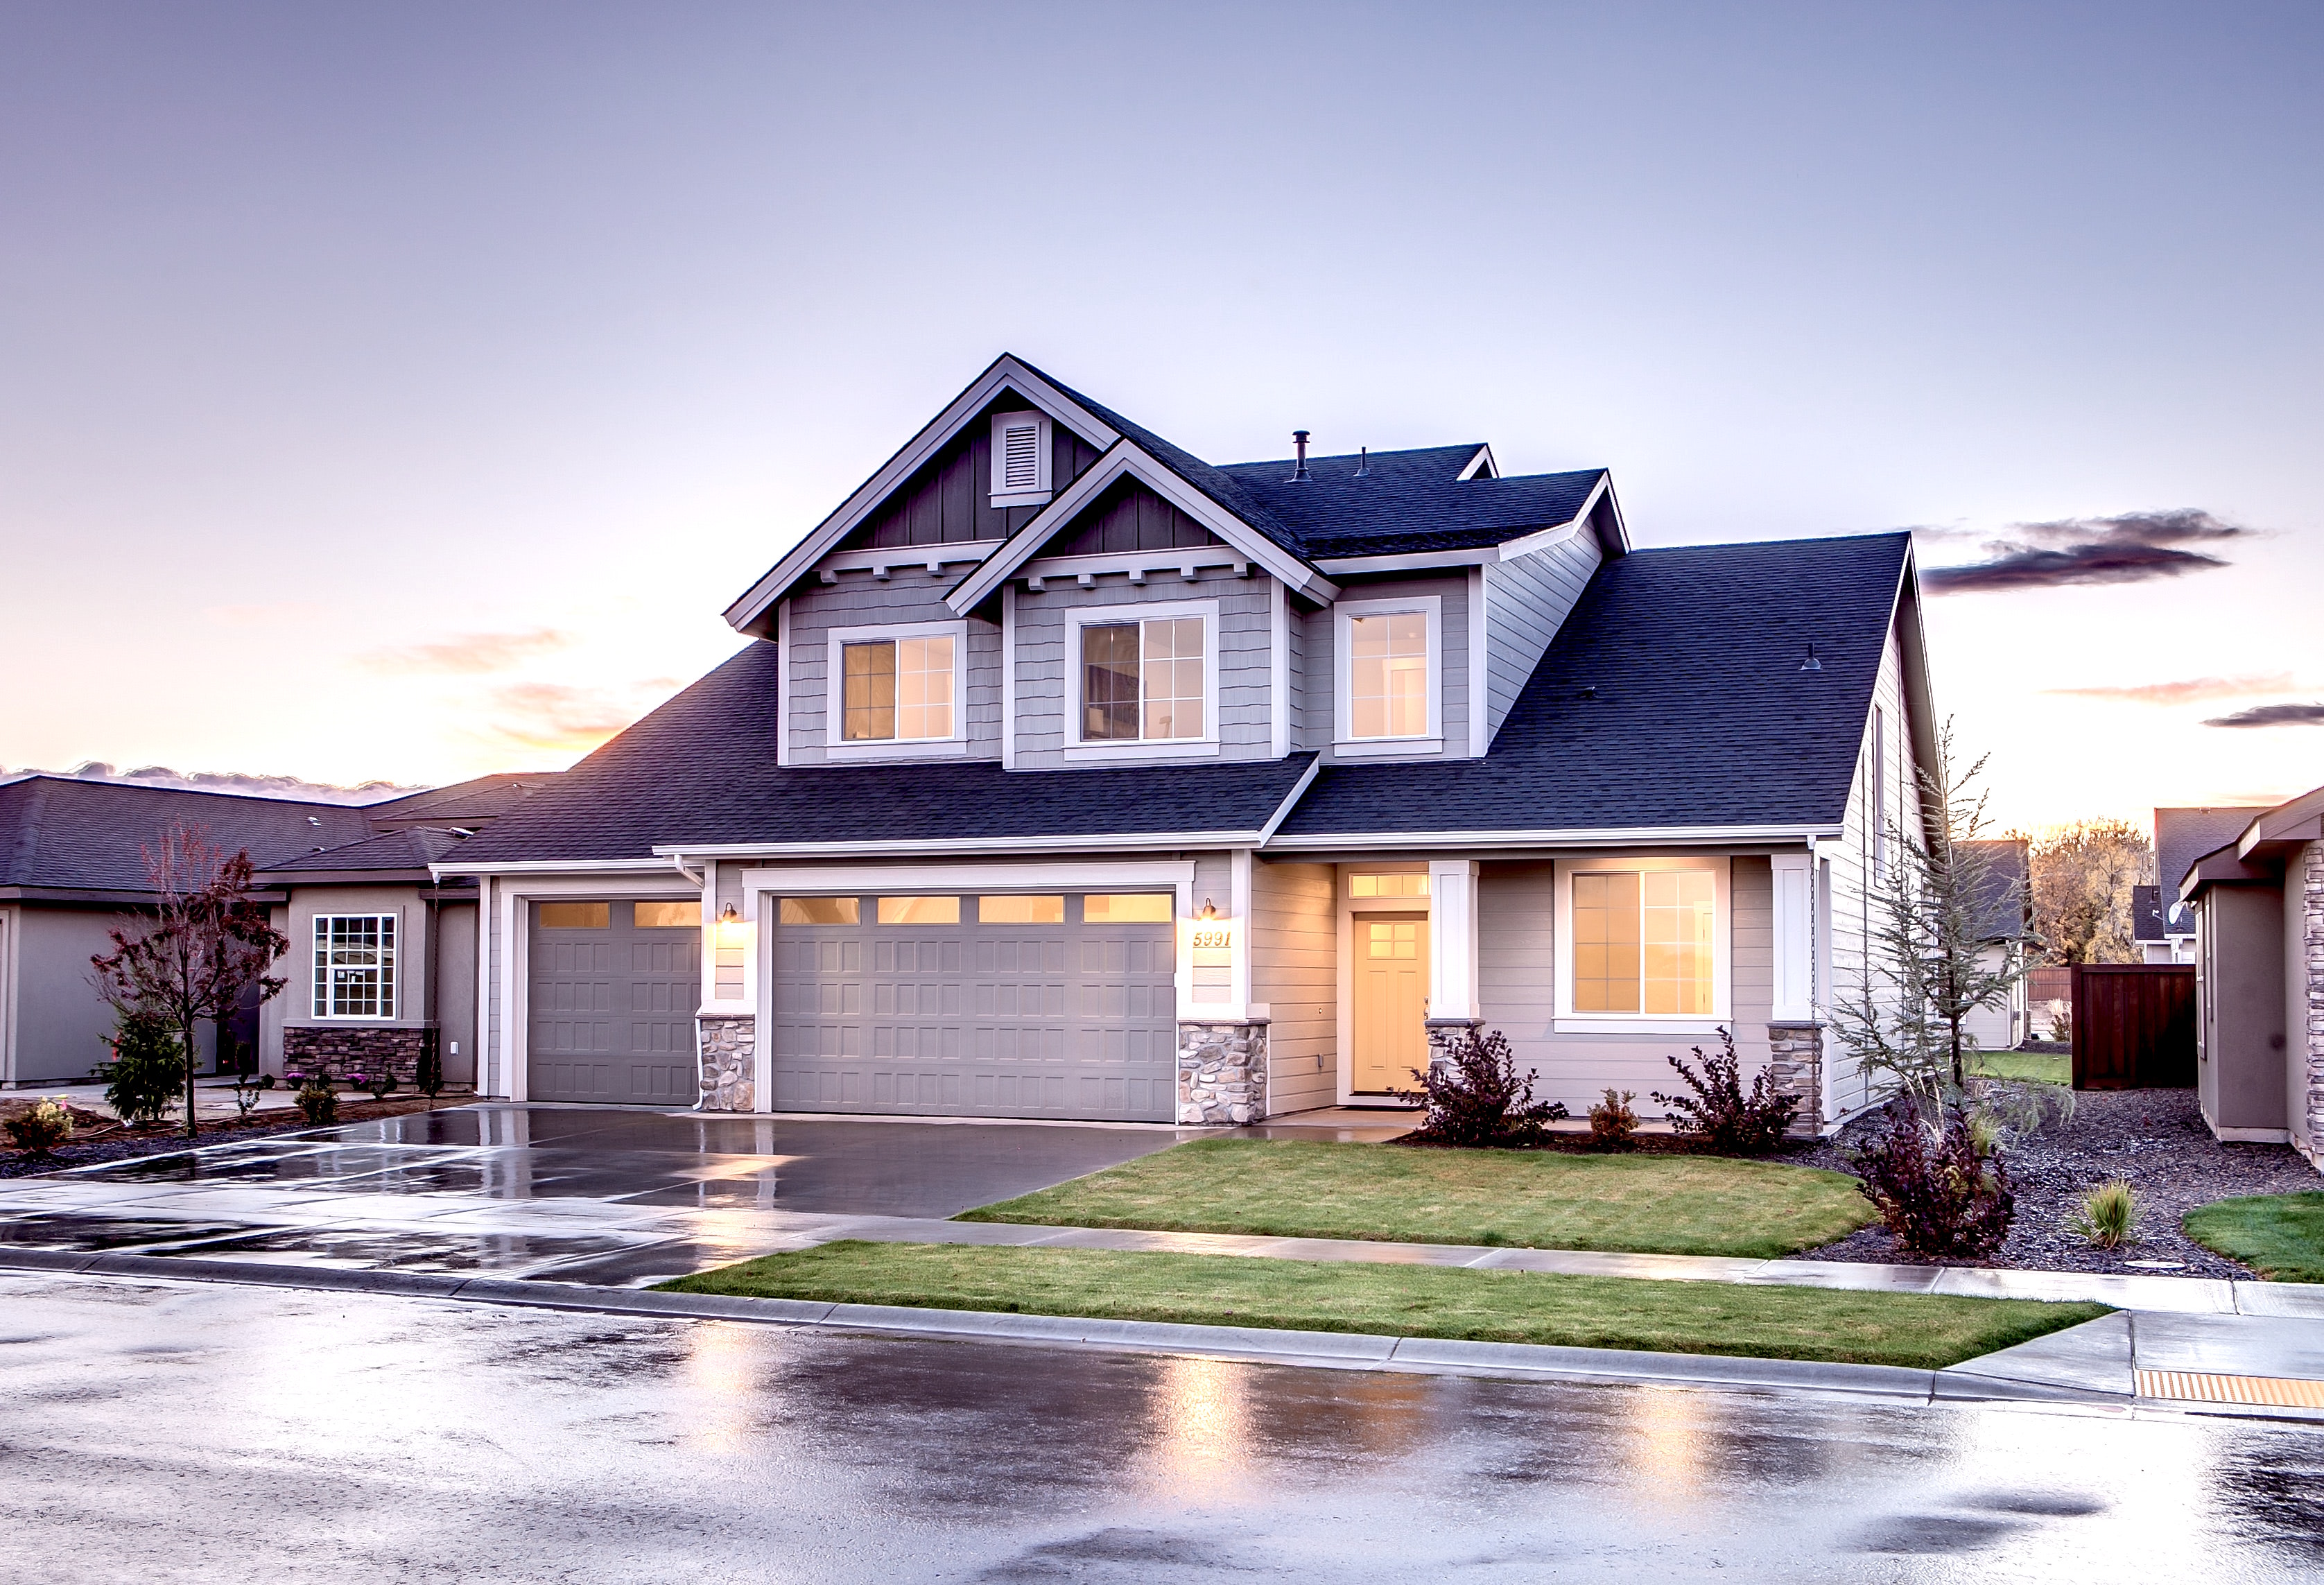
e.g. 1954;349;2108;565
719;904;741;925
1199;900;1218;921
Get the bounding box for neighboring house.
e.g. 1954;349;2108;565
2152;806;2264;964
1961;838;2031;1052
0;773;551;1088
2177;782;2324;1163
440;355;1937;1132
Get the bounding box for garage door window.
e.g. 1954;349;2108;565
1084;894;1174;922
979;895;1064;924
878;896;960;925
634;901;695;928
538;902;608;929
779;897;859;925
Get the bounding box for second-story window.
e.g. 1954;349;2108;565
1349;612;1429;738
1082;616;1205;741
842;634;955;741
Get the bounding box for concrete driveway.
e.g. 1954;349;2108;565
0;1103;1204;1285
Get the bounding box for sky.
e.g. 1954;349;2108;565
2;1;2319;831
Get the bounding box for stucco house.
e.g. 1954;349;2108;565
2149;806;2264;964
2177;782;2324;1163
438;356;1936;1131
0;772;548;1089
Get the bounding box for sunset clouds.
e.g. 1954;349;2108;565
1920;510;2253;594
2203;702;2324;729
2045;674;2296;706
358;627;576;675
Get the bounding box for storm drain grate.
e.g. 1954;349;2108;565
2136;1371;2324;1409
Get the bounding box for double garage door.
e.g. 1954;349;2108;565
771;891;1176;1121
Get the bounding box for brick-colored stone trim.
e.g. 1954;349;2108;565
1178;1021;1268;1125
697;1014;755;1112
1766;1021;1824;1136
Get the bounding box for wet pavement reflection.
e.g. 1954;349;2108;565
0;1270;2314;1582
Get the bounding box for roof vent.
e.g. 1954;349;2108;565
1355;446;1369;478
1578;685;1597;700
1290;430;1311;482
308;816;322;826
1800;643;1823;673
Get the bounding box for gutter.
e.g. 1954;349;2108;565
1260;824;1844;853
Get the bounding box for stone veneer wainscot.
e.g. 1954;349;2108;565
697;1014;755;1112
1766;1021;1826;1136
1178;1020;1267;1125
282;1025;427;1083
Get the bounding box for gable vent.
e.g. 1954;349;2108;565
1001;422;1040;490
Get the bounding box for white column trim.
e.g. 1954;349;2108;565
1426;858;1482;1021
1269;578;1290;759
1231;847;1256;1017
1466;565;1488;759
1000;581;1018;771
1771;850;1813;1021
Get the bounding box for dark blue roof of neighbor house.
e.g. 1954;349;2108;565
1276;532;1914;838
0;777;378;895
1963;839;2030;941
256;827;474;876
446;644;1321;865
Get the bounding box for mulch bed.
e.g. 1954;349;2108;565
0;1094;471;1179
1794;1087;2321;1278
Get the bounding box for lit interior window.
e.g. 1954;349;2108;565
1349;874;1430;899
1083;893;1174;922
778;897;859;925
978;895;1064;924
1349;611;1429;738
878;896;960;925
1573;870;1714;1014
1082;617;1204;741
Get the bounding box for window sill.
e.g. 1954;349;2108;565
989;489;1053;509
1552;1016;1731;1037
1330;736;1444;760
1059;740;1221;765
822;738;971;761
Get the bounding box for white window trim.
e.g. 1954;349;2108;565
989;410;1052;508
1552;855;1731;1034
1333;594;1442;754
823;619;970;755
312;912;399;1022
1061;596;1221;761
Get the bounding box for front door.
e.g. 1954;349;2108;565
1352;912;1429;1093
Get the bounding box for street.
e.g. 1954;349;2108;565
1;1270;2316;1582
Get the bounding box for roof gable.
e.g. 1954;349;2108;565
0;776;376;894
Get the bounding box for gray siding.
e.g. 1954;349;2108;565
1251;860;1335;1114
1475;858;1774;1116
1301;573;1473;763
782;578;1004;766
1010;572;1276;770
848;408;1102;550
437;900;479;1085
10;906;144;1084
1480;530;1603;745
1824;620;1921;1121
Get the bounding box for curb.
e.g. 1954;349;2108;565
0;1245;2124;1411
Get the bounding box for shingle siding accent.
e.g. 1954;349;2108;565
1481;530;1602;747
2302;842;2324;1157
780;578;1002;765
1301;574;1473;764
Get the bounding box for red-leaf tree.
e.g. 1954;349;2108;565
90;823;288;1141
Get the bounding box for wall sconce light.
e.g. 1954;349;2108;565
1199;899;1218;921
718;904;741;926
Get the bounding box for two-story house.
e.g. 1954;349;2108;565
440;356;1932;1130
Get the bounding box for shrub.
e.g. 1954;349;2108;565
2069;1179;2139;1250
1850;1101;2015;1258
1392;1027;1568;1147
1588;1089;1638;1152
416;1035;444;1100
105;1011;183;1128
1651;1028;1800;1156
295;1082;338;1127
356;1070;396;1102
2049;1009;2072;1043
4;1098;75;1155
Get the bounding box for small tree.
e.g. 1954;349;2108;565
2030;817;2153;965
90;824;288;1141
1828;720;2029;1102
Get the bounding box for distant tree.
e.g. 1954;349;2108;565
90;824;288;1141
1829;721;2029;1100
2030;819;2153;964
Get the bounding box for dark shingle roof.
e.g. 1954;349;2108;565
363;774;557;829
1961;838;2029;941
1276;532;1911;838
2155;806;2266;899
2131;883;2169;943
1217;447;1607;557
0;777;377;894
256;827;471;875
446;644;1320;864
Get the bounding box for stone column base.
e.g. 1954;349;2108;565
1424;1017;1484;1078
283;1025;426;1085
697;1014;756;1112
1178;1020;1269;1125
1767;1021;1825;1135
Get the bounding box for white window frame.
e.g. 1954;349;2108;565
1333;594;1442;757
989;410;1053;508
1552;856;1731;1034
312;912;399;1021
1061;596;1222;763
822;619;970;759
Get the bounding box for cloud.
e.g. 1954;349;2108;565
2202;702;2324;729
358;627;575;675
1921;510;2253;594
0;762;419;802
2045;673;2296;705
482;682;658;754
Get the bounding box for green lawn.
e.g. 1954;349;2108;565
2184;1192;2324;1283
661;1241;2109;1370
1968;1049;2072;1085
955;1138;1878;1259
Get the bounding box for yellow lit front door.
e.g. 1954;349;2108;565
1353;912;1429;1093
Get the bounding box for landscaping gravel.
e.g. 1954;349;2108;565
1796;1087;2322;1279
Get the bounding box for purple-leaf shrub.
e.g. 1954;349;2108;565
1850;1101;2015;1258
1391;1027;1569;1147
1651;1028;1800;1155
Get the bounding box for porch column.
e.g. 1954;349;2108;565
1769;849;1823;1129
1425;858;1482;1070
1177;849;1268;1124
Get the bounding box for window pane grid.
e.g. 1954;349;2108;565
1080;616;1206;743
312;915;396;1020
1349;611;1428;738
842;641;896;741
1572;870;1713;1016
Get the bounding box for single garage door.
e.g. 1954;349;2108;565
528;899;701;1104
771;891;1176;1120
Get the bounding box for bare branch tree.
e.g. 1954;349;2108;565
2030;818;2154;964
89;823;288;1141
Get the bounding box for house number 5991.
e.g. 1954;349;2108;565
1190;929;1232;949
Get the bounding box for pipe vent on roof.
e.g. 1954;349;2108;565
1289;430;1310;482
1355;446;1369;478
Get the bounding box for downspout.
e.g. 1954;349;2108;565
670;851;705;890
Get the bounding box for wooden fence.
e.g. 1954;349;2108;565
2071;964;2196;1090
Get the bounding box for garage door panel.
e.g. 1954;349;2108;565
774;892;1173;1121
528;902;700;1105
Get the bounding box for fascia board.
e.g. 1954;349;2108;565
1317;547;1498;575
1255;757;1323;844
652;831;1272;858
429;858;682;879
1457;445;1498;480
723;357;1120;635
946;442;1334;613
1263;823;1840;852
